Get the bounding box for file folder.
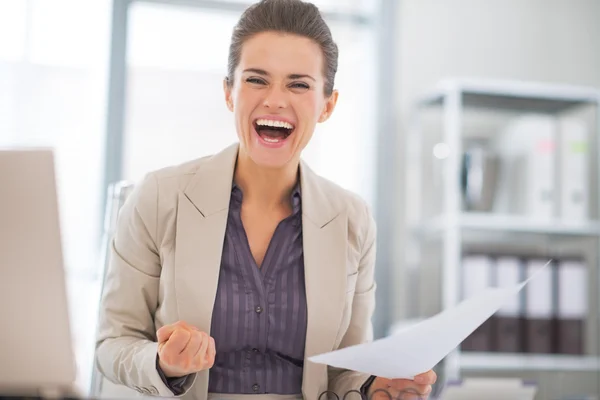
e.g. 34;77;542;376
493;256;523;353
524;259;555;354
556;258;587;355
493;115;557;220
559;117;589;221
461;254;494;352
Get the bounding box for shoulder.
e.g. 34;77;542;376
124;153;222;246
123;154;216;240
132;155;212;202
152;156;211;189
309;172;376;249
134;143;238;200
316;174;371;218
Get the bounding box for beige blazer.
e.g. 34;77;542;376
95;143;377;400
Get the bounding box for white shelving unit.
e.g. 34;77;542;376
415;212;600;238
405;78;600;387
459;353;600;373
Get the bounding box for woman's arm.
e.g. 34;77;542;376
94;173;196;397
328;201;377;395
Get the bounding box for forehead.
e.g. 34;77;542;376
239;31;324;77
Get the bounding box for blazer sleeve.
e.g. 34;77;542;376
328;201;377;395
95;173;196;397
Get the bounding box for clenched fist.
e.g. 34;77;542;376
156;321;216;378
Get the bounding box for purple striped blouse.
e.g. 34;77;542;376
207;182;307;394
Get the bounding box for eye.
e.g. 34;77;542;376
290;82;310;90
246;77;266;85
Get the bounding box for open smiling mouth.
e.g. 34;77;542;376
254;118;295;144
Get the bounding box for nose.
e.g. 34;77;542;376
262;85;288;109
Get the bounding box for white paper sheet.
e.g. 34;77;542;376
308;260;550;379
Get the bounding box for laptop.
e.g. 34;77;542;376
0;149;78;396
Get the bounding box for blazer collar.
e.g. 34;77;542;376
183;143;238;217
183;142;341;227
298;159;341;228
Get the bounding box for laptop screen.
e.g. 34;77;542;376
0;149;77;393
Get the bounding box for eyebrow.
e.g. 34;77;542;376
243;68;316;82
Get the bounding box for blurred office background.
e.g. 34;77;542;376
2;0;600;399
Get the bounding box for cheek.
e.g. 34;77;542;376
233;85;255;109
297;94;325;123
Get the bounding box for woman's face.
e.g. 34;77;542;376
224;31;338;169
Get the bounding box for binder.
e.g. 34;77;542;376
556;258;587;355
461;254;494;352
524;259;555;354
559;117;589;221
493;115;556;220
492;256;523;353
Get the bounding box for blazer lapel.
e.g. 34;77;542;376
300;160;348;399
174;143;239;334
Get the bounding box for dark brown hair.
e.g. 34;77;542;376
226;0;338;96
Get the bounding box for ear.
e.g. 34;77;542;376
318;89;339;123
223;78;234;112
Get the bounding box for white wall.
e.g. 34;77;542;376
392;0;600;321
397;0;600;111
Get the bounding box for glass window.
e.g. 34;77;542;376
123;3;240;181
128;3;235;72
0;0;27;62
0;0;111;392
29;0;109;68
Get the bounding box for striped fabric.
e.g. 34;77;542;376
208;183;307;395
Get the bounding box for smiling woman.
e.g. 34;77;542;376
224;28;338;170
94;1;435;399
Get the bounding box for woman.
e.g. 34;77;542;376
95;0;436;399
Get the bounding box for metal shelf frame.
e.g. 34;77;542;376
459;353;600;373
414;212;600;239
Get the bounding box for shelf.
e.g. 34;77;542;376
459;353;600;372
414;212;600;238
407;78;600;387
417;78;600;113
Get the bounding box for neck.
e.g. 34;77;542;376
234;150;299;211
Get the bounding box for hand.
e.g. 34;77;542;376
156;320;216;378
368;370;437;399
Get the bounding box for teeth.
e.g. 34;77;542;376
256;118;294;130
262;136;282;143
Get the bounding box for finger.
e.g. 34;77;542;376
206;336;216;365
399;392;429;400
396;386;432;400
157;321;188;342
163;328;191;355
390;381;430;394
194;333;210;366
370;388;394;400
157;325;178;343
414;370;437;385
181;330;202;358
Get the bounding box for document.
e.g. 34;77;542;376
308;260;551;379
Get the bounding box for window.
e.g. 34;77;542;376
0;0;111;391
